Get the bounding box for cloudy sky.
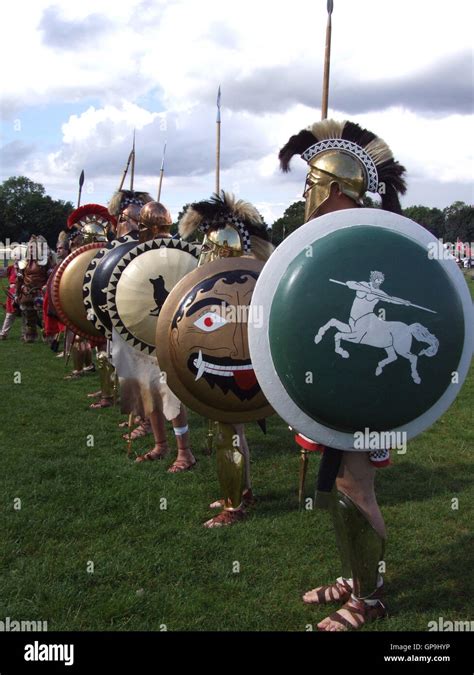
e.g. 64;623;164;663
1;0;473;223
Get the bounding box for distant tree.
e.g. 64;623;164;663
271;200;305;246
403;205;445;238
362;195;380;208
0;176;73;245
443;201;474;245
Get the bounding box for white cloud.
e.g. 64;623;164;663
0;0;472;220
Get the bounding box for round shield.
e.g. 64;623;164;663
83;233;139;338
156;257;274;423
106;238;200;355
51;243;105;342
248;208;473;450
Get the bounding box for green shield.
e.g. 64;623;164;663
248;209;473;449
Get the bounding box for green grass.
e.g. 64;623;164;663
0;272;472;632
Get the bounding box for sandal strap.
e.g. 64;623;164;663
209;509;246;525
326;597;387;630
305;578;353;605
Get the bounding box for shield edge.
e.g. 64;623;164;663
82;233;139;338
51;242;105;342
106;238;200;356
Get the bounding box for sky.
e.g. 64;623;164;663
0;0;473;224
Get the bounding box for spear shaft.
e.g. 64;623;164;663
130;130;136;190
118;150;133;191
321;0;333;120
329;279;437;314
216;85;221;194
157;142;167;202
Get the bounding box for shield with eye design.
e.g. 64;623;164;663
156;257;274;423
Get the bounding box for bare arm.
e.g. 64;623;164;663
346;281;370;292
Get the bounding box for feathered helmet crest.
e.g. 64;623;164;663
279;119;406;213
179;191;269;254
108;189;153;217
67;204;117;231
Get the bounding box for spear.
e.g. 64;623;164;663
329;279;437;314
299;0;335;505
117;149;134;191
216;85;221;194
129;129;136;190
157;142;167;202
77;170;85;208
321;0;333;120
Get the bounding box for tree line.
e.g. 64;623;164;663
0;176;472;250
271;195;474;247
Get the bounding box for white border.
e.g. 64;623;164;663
248;208;473;450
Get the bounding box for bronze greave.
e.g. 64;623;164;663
216;422;245;509
96;351;115;398
332;490;385;599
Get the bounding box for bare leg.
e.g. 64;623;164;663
0;312;16;338
168;406;196;473
149;411;168;453
135;412;169;462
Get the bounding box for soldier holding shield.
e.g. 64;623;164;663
275;119;407;629
248;118;471;630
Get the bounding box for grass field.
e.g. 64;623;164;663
0;272;472;632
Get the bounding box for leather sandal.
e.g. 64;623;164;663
167;456;197;474
135;444;169;463
303;577;353;605
318;596;387;631
89;398;113;409
203;508;246;528
123;421;152;440
209;488;256;510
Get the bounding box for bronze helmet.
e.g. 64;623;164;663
279;119;407;221
138;201;173;242
179;191;271;266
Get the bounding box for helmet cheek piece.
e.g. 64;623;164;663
198;225;243;266
303;150;368;222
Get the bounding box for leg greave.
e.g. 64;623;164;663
332;490;385;599
97;351;115;398
216;423;245;509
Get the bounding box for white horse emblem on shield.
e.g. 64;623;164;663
314;271;439;384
